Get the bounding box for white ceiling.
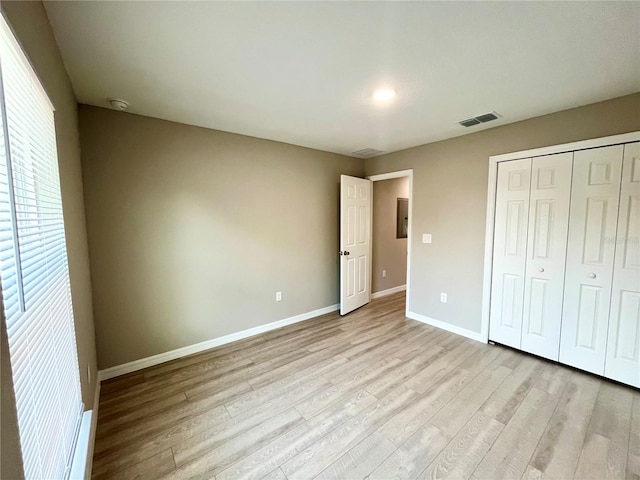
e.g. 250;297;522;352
43;1;640;158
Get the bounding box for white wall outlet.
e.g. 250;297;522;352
422;234;432;244
382;269;387;278
276;291;282;302
440;292;447;303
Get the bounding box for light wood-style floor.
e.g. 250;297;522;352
93;293;639;480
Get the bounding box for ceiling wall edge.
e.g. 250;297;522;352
77;91;639;163
77;103;362;162
366;91;640;163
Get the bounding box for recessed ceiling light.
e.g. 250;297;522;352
373;88;396;101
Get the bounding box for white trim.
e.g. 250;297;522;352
491;132;640;163
371;284;406;299
85;381;100;480
367;169;414;182
366;169;413;318
69;411;91;480
480;149;499;344
407;311;484;343
481;131;640;344
69;379;99;480
98;304;339;381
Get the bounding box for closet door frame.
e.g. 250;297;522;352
481;131;640;344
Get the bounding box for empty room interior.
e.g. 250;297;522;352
1;1;640;479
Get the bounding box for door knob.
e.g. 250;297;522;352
589;273;596;278
538;267;544;272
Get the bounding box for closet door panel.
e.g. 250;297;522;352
489;158;531;349
605;142;640;387
521;153;573;360
560;145;623;375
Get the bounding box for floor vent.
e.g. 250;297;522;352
459;111;501;127
352;148;384;158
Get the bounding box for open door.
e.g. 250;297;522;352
340;175;372;315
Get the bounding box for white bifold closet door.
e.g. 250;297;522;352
520;153;573;360
605;142;640;387
559;145;624;375
489;158;531;349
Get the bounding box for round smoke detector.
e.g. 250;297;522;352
108;98;129;111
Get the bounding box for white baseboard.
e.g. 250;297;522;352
406;311;485;343
98;304;340;381
371;284;406;299
69;380;100;480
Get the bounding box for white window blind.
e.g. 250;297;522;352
0;16;83;480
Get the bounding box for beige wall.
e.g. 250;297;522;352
1;1;98;409
364;93;640;334
372;177;409;293
78;105;363;369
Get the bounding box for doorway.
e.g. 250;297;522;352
368;170;413;315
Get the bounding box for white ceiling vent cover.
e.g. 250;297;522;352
352;148;384;158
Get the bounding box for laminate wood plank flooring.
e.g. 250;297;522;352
93;292;639;480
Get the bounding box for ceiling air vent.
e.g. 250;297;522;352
459;118;481;127
352;148;384;158
458;111;502;127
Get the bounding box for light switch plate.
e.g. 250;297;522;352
422;234;432;244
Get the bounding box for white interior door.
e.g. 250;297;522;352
520;153;573;360
605;142;640;387
340;175;372;315
560;145;623;375
489;158;531;348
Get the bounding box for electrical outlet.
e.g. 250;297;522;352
276;291;282;302
440;293;447;303
423;234;432;244
382;269;387;278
